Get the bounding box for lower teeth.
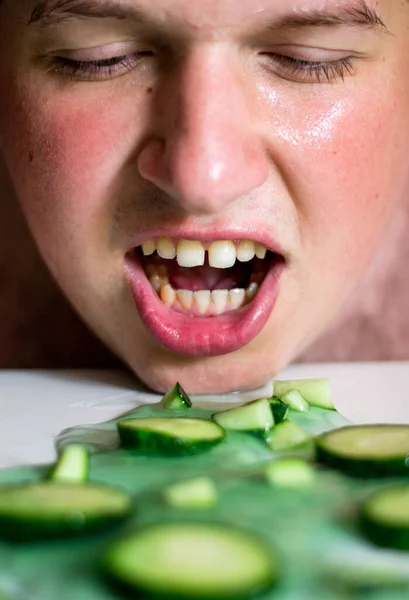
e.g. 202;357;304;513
151;278;259;315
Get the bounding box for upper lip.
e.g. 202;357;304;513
126;226;286;258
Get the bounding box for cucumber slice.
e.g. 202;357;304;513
316;425;409;477
273;378;334;410
265;458;315;487
281;390;309;413
48;445;90;483
117;417;225;455
212;398;274;434
0;482;132;541
359;485;409;550
163;477;218;509
160;382;192;409
270;397;289;424
104;522;279;599
266;421;313;453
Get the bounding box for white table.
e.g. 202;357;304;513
0;362;408;468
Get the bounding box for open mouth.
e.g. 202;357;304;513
129;237;284;317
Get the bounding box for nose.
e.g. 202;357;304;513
138;46;269;215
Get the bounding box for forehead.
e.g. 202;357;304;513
18;0;394;29
2;0;406;54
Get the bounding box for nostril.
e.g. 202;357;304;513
138;132;269;215
138;138;168;186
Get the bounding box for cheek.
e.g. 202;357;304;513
1;81;138;254
266;89;406;264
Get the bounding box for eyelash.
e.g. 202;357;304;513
49;51;355;84
264;53;356;83
49;53;149;81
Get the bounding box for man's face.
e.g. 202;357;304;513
0;0;408;393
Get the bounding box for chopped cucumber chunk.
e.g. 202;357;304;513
213;398;274;434
280;440;316;462
270;397;289;424
104;522;279;599
163;477;218;509
0;482;132;541
316;425;409;477
273;378;334;410
160;382;192;409
117;417;225;455
48;445;89;483
266;421;313;453
281;390;309;413
265;458;315;487
359;485;409;551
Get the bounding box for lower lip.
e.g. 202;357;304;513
125;256;285;357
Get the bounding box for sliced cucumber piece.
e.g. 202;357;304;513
316;425;409;477
281;390;309;413
163;477;218;509
117;417;225;455
265;458;315;487
104;522;279;599
266;421;313;453
359;485;409;550
270;397;289;424
0;482;132;541
273;378;334;410
212;398;274;434
48;445;90;483
160;382;192;409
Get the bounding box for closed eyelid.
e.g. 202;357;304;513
47;41;141;59
267;44;361;55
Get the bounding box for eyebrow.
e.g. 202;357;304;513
270;1;389;33
29;0;148;25
28;0;389;34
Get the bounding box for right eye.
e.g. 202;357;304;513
49;51;154;81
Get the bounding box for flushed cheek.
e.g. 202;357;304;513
2;82;138;269
268;92;403;271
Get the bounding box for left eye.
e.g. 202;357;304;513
260;53;356;84
49;52;153;81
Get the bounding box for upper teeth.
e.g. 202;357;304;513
141;238;268;269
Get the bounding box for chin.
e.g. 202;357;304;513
127;351;282;396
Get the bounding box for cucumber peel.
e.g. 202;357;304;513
163;477;218;509
269;397;289;424
160;382;192;409
117;417;225;455
273;378;334;410
0;482;132;541
359;485;409;550
316;425;409;477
